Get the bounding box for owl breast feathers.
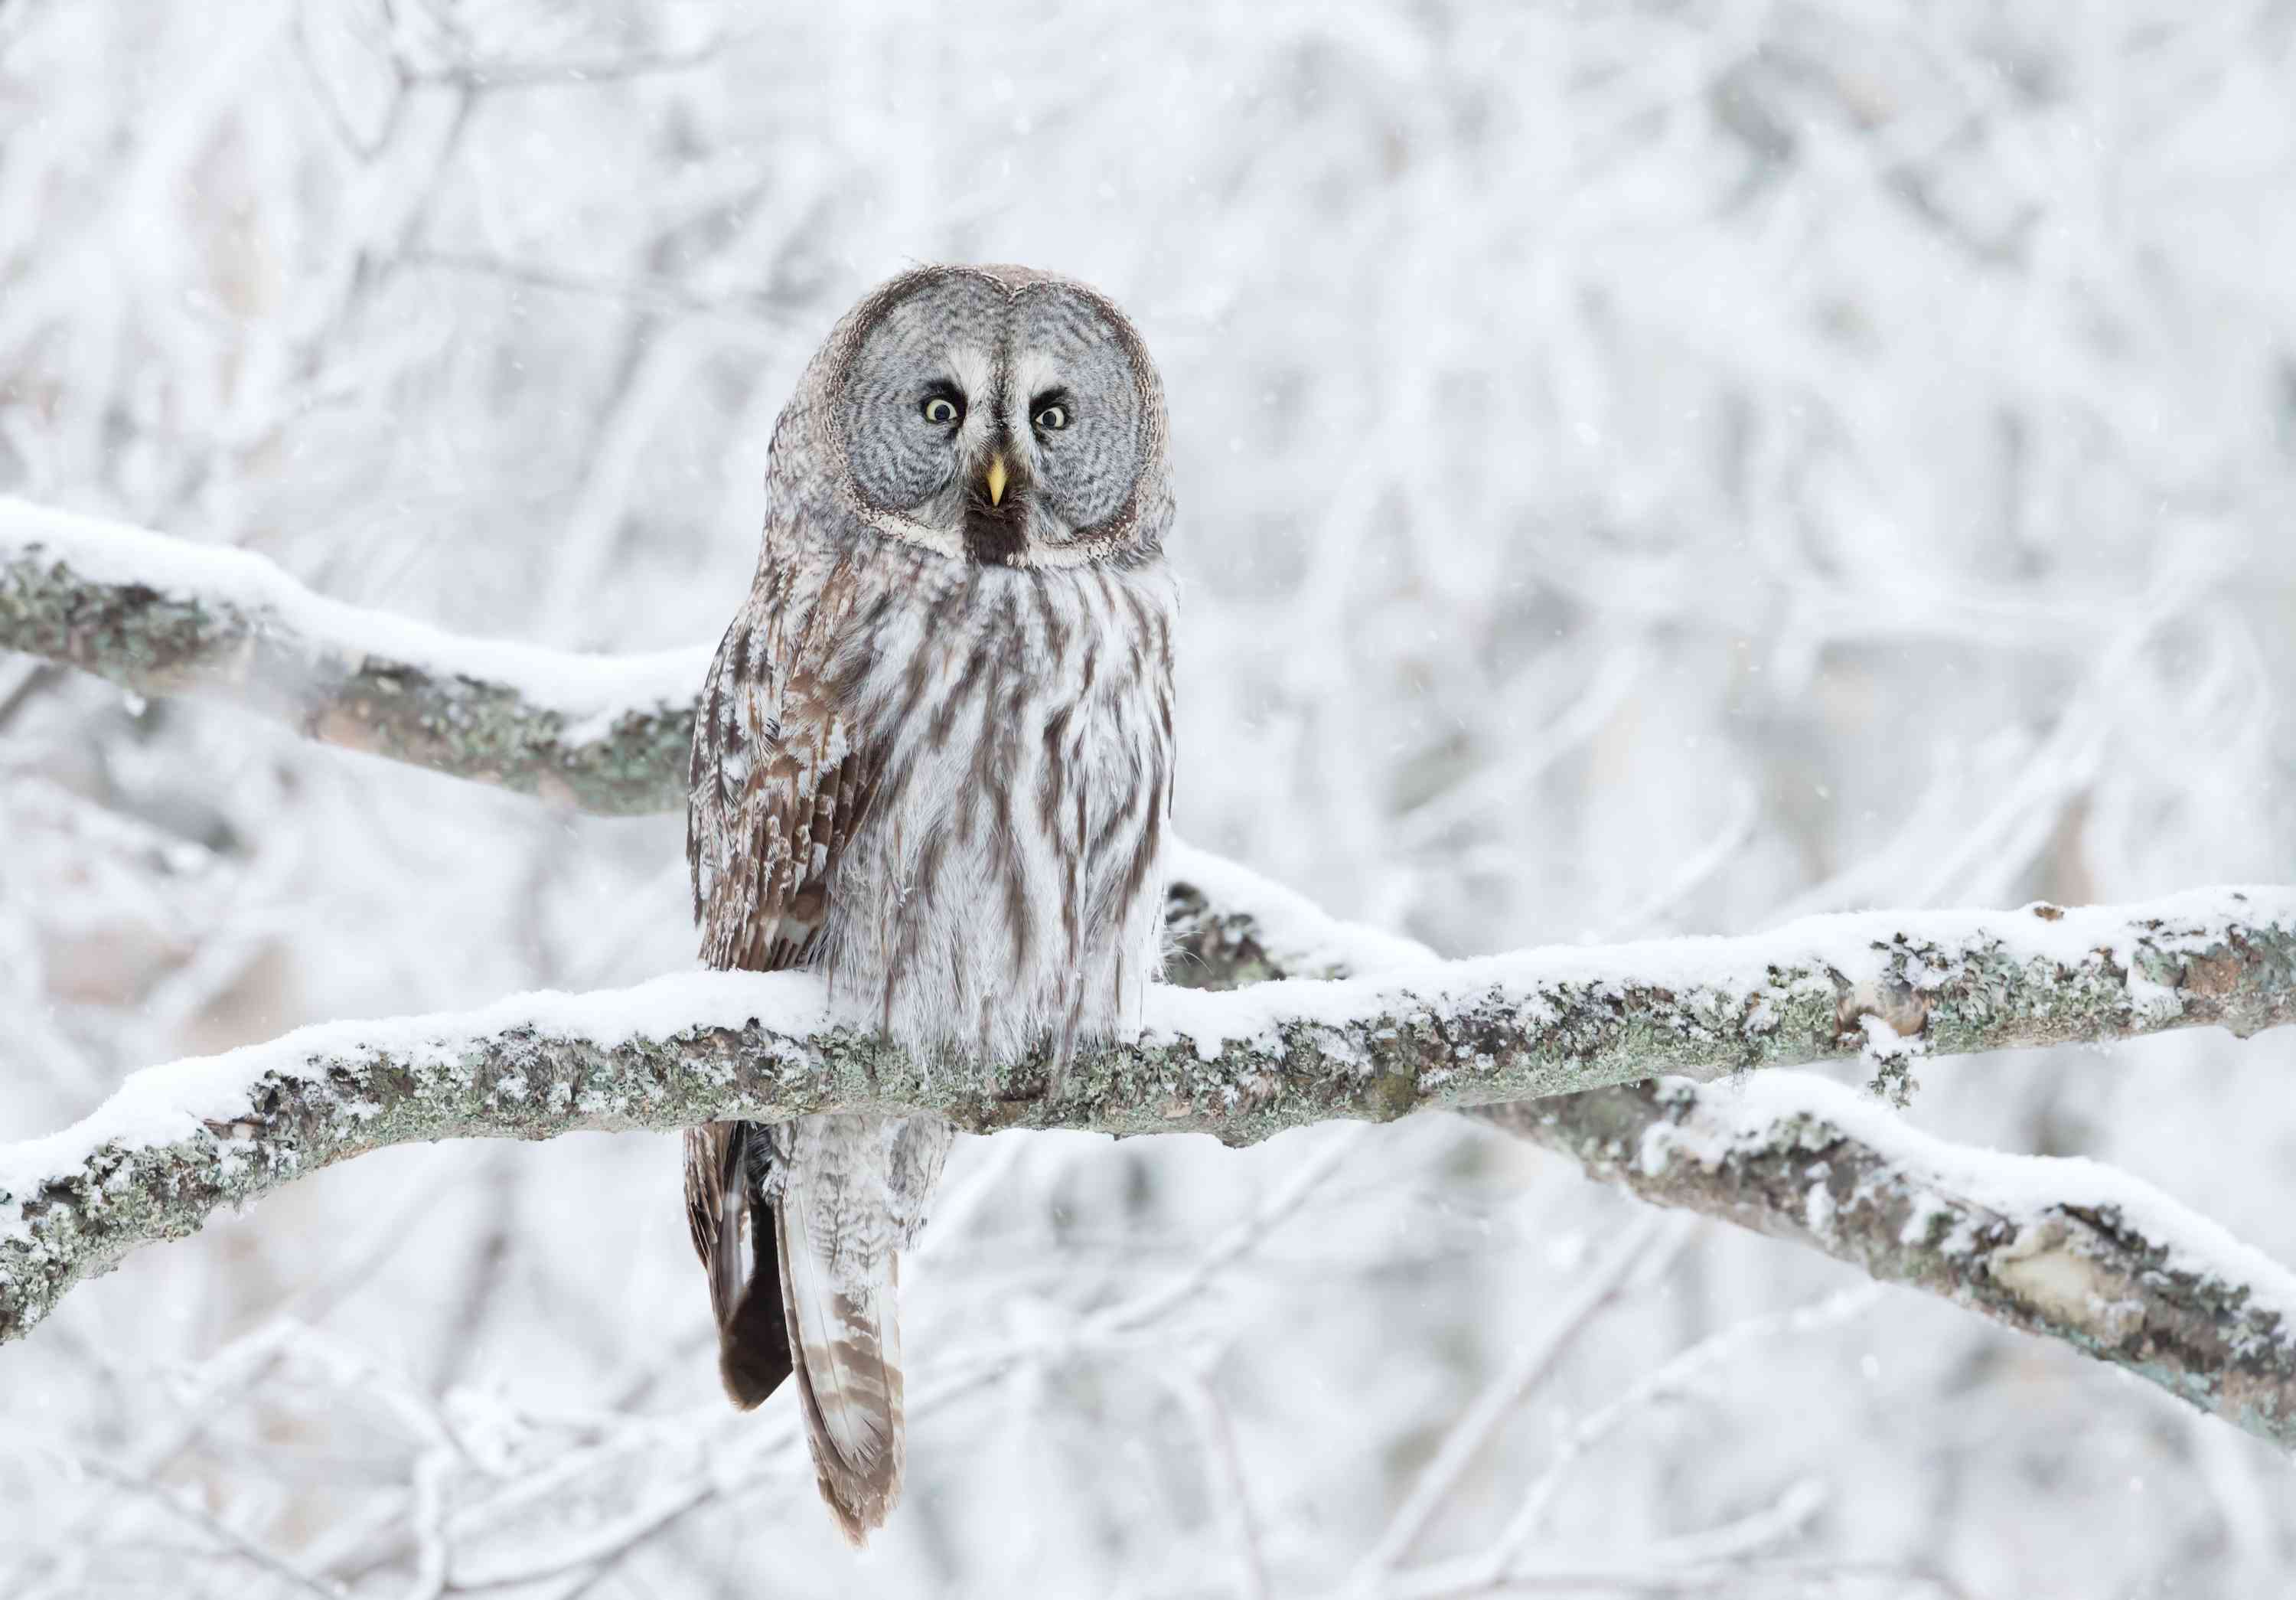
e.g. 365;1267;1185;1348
681;264;1178;1543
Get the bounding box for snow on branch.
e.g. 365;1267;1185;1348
1484;1079;2296;1453
5;880;2293;1377
0;499;704;812
9;498;2296;1449
1170;870;2296;1453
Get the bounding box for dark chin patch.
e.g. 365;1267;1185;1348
962;500;1028;566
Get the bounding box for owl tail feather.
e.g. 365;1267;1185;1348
688;1120;795;1409
776;1187;905;1546
717;1193;794;1409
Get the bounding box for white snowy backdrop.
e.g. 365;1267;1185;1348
3;2;2294;1595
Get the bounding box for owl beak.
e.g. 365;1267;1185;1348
984;452;1010;508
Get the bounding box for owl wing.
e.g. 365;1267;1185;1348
682;1119;749;1327
686;594;879;977
682;588;880;1399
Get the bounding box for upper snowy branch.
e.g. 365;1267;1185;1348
0;499;703;812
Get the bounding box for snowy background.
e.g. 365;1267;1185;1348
3;2;2295;1595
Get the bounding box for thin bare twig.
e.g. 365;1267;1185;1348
1351;1215;1681;1583
69;1451;341;1600
1171;1367;1274;1600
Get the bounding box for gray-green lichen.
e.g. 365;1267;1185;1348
1175;884;2296;1452
1164;882;1293;990
7;887;2293;1367
0;545;693;814
1480;1083;2296;1451
8;527;2296;1455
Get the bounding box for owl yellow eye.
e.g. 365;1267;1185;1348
921;395;962;426
1034;403;1069;431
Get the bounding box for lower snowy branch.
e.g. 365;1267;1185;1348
1482;1079;2296;1450
4;877;2293;1388
1171;861;2296;1452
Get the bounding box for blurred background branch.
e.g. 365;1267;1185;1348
5;2;2295;1595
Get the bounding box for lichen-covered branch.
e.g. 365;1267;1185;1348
1480;1082;2296;1450
9;498;2296;1451
1170;870;2296;1452
6;887;2294;1369
0;498;702;812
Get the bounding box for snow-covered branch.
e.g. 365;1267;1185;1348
0;499;702;813
8;499;2296;1452
1176;870;2296;1455
1483;1079;2296;1453
4;872;2292;1384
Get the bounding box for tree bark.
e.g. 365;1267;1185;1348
0;498;700;812
1172;871;2296;1453
6;498;2296;1451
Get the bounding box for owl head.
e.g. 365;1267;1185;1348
782;265;1172;569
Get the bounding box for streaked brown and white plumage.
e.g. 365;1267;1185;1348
684;264;1177;1543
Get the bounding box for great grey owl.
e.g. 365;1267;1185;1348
683;264;1177;1543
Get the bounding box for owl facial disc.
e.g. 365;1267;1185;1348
831;265;1164;569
